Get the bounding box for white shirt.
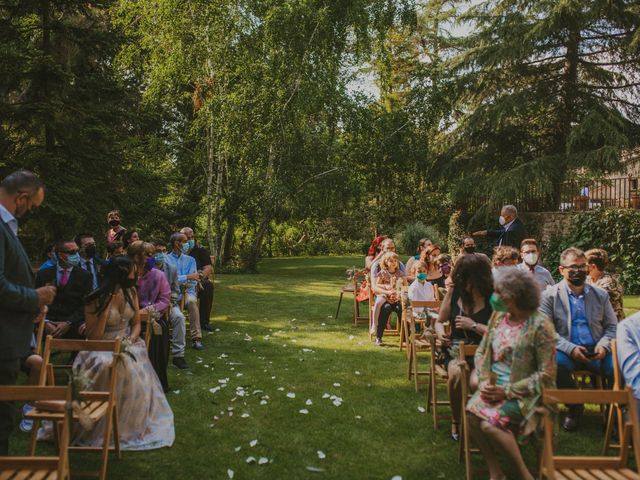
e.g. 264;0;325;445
408;279;435;314
498;218;516;246
0;203;18;236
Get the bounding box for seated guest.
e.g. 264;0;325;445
585;248;624;321
106;210;126;243
467;268;556;480
365;235;387;270
540;247;617;432
460;236;476;255
435;253;493;441
129;241;171;391
517;239;554;290
371;252;407;346
435;253;452;280
370;238;403;272
408;261;435;313
76;232;105;290
18;309;45;433
422;244;445;289
106;241;124;259
181;227;214;333
472;204;527;248
35;239;92;338
152;240;188;369
166;232;203;350
617;312;640;417
38;244;56;271
122;229;140;250
405;238;432;275
492;246;520;271
72;256;174;450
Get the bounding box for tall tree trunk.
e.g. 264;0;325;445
41;0;54;153
220;215;236;264
205;121;215;252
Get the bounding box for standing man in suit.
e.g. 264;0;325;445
539;247;617;432
76;232;105;290
0;170;56;455
472;204;527;248
36;239;92;339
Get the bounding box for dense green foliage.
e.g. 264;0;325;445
2;1;639;268
394;221;445;255
546;208;640;294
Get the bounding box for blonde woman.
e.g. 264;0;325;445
371;252;407;346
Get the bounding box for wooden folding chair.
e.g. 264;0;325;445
405;301;442;394
603;339;625;454
457;342;479;480
572;370;606;418
27;336;123;480
34;311;47;356
540;388;640;480
335;270;368;326
139;310;152;348
0;385;72;480
425;329;451;429
400;284;440;353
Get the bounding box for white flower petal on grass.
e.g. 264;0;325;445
173;390;180;394
277;387;284;391
355;371;361;375
260;400;268;405
258;457;268;465
306;466;325;472
236;373;244;377
234;446;241;452
209;387;221;394
249;439;258;447
333;383;341;387
246;456;256;464
241;413;250;418
299;409;309;415
348;335;354;340
302;348;313;353
417;406;426;413
228;411;234;417
305;399;313;406
196;360;203;364
286;392;296;399
355;415;362;420
321;323;326;326
391;476;402;480
317;450;326;459
322;393;330;399
219;378;229;384
227;469;234;479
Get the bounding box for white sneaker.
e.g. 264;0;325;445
375;338;383;346
19;404;34;433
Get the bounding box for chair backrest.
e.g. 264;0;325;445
542;388;640;473
34;313;46;356
139;311;152;348
0;385;72;478
39;336;122;389
611;339;621;391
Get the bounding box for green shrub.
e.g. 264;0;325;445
545;208;640;294
394;222;446;256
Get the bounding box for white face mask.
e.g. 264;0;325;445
499;215;507;226
523;252;539;266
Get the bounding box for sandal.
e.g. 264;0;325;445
451;422;460;441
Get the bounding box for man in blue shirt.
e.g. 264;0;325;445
617;313;640;418
540;247;617;432
166;232;203;350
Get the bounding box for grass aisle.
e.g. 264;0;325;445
16;256;638;479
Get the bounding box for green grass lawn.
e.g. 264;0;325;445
12;256;639;479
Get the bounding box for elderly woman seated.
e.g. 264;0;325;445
466;267;556;480
491;246;520;272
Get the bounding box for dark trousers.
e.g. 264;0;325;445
0;359;20;456
557;350;614;414
198;279;214;328
146;317;170;393
377;301;402;340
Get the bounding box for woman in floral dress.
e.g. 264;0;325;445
467;268;556;480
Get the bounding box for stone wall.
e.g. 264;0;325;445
520;211;575;245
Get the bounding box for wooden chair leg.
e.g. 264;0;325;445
100;411;114;480
399;321;405;352
430;366;438;429
29;418;40;455
407;341;413;380
113;406;121;459
335;292;344;320
413;344;420;393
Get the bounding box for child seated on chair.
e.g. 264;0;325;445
371;252;407;346
19;311;44;433
408;262;435;332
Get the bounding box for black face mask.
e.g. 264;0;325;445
568;270;587;287
122;277;136;289
84;244;97;258
463;246;475;254
109;219;120;227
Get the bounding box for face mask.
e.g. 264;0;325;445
109;219;120;227
154;253;166;267
181;242;190;255
416;273;427;281
489;292;508;312
440;263;451;275
144;257;156;271
523;252;538;266
84;244;97;258
186;239;195;251
122;277;137;289
463;246;475;254
499;216;507;226
568;269;587;287
64;253;82;268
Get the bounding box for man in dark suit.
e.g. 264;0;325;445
0;170;56;455
75;232;106;290
472;204;527;248
36;239;92;339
